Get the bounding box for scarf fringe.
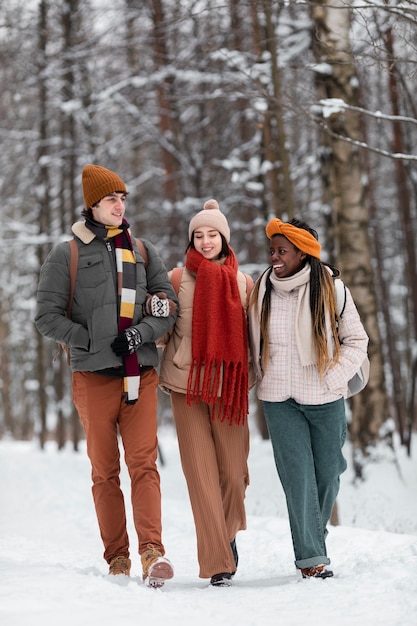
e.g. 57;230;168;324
186;358;248;425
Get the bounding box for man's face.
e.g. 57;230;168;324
92;192;126;226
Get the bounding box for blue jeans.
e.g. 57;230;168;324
262;398;347;569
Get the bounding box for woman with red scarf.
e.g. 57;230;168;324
159;200;253;587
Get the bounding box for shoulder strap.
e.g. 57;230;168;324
244;273;254;298
67;238;79;319
135;238;148;269
334;278;347;317
170;267;184;295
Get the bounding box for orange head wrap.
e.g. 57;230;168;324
265;218;321;259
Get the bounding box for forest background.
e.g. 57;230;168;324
1;0;417;480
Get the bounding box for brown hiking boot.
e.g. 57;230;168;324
141;544;174;588
300;564;333;579
108;555;131;576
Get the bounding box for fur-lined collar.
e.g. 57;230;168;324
71;220;135;245
71;221;96;244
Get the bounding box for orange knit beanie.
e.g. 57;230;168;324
265;218;321;259
82;164;127;208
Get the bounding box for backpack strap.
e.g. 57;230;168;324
170;267;183;295
244;273;254;299
67;238;79;319
334;278;347;317
135;238;148;269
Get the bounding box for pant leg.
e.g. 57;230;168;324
303;399;347;539
118;368;164;556
72;371;129;564
171;391;248;578
211;416;249;540
263;398;346;569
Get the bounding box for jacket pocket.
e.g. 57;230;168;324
77;254;107;288
172;336;192;368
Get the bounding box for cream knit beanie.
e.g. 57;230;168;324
188;199;230;243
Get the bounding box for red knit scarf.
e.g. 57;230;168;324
185;247;249;425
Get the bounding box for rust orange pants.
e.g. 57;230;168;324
72;369;164;564
170;391;250;578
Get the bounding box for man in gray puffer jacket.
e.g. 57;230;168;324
35;164;178;587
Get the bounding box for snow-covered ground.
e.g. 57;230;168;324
1;423;417;626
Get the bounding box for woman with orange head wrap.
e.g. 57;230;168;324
249;217;368;579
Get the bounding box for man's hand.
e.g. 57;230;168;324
111;327;142;356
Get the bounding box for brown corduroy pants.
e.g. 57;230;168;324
170;391;250;579
72;369;164;564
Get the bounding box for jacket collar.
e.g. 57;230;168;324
72;221;96;244
71;220;134;245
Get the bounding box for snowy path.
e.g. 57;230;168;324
1;428;417;625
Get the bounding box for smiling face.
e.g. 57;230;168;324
192;225;223;260
91;192;126;226
269;234;306;278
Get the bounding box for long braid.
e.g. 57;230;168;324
250;266;273;372
310;258;341;375
287;218;341;376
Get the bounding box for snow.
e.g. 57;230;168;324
1;426;417;626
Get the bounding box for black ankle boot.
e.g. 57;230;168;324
230;538;238;570
210;572;233;587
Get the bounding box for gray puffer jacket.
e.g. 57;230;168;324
35;221;178;372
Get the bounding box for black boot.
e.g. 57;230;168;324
230;538;238;570
210;572;233;587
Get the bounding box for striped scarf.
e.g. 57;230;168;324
86;217;140;404
114;229;140;404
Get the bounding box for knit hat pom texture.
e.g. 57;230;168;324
203;199;219;211
188;198;231;243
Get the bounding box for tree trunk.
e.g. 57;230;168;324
251;1;295;219
330;501;339;526
262;0;295;218
36;0;51;450
56;0;83;448
0;317;13;437
311;0;389;466
151;0;179;203
381;22;417;451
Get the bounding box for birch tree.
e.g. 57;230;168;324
310;0;389;469
1;0;417;455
